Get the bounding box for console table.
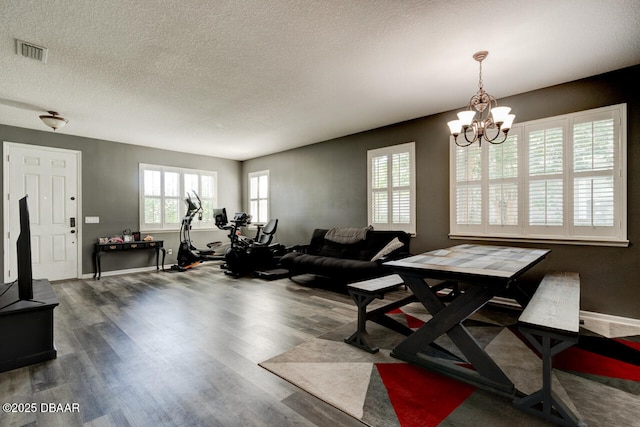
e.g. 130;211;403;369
93;240;166;279
0;279;59;372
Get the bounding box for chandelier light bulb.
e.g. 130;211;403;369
447;120;462;136
491;106;511;124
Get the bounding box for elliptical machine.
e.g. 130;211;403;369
172;191;226;271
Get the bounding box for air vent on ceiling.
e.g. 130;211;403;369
15;39;48;63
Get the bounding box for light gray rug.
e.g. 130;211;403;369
260;303;640;426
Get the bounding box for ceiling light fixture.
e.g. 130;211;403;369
447;51;515;147
39;111;68;131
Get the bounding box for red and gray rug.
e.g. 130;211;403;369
260;302;640;426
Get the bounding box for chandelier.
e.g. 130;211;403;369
447;51;515;147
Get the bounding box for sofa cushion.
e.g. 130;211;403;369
307;229;330;255
370;237;404;261
283;253;381;282
324;226;371;244
363;231;411;260
318;239;368;260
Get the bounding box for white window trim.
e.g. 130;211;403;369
367;142;416;235
139;164;218;232
449;104;628;247
248;170;269;226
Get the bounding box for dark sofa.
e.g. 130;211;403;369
280;228;411;284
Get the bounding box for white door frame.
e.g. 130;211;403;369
3;141;83;281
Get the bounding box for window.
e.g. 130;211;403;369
248;170;269;224
140;164;217;231
450;104;627;245
368;142;416;234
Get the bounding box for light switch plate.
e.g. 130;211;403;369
85;216;100;224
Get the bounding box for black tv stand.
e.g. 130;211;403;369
0;279;59;372
0;282;46;310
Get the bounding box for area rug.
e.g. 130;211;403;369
260;303;640;426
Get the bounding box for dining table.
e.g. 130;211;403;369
383;243;550;397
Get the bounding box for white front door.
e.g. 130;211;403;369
4;142;81;282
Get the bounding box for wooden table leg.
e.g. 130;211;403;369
392;273;514;395
344;292;380;353
516;328;583;426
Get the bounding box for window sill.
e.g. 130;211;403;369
448;233;629;248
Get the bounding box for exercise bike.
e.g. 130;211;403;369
172;191;227;271
222;214;286;277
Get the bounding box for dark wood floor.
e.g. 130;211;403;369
0;263;369;426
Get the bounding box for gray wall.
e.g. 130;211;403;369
242;65;640;319
1;125;242;275
2;65;637;318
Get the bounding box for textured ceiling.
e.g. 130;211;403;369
1;1;639;161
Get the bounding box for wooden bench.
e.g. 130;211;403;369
344;274;417;353
515;272;586;427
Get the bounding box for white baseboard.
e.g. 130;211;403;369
579;310;640;328
81;265;163;279
489;296;640;326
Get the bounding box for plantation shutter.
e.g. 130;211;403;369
488;134;519;228
163;171;180;226
454;143;482;226
249;171;269;224
371;154;388;224
392;152;411;224
527;125;564;227
573;117;615;227
143;168;162;227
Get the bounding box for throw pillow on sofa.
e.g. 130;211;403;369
370;237;404;261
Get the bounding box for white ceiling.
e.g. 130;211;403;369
1;1;639;161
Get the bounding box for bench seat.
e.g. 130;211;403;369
515;272;586;427
344;274;417;353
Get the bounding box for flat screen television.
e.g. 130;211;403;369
17;195;33;300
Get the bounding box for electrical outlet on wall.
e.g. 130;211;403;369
167;248;173;255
